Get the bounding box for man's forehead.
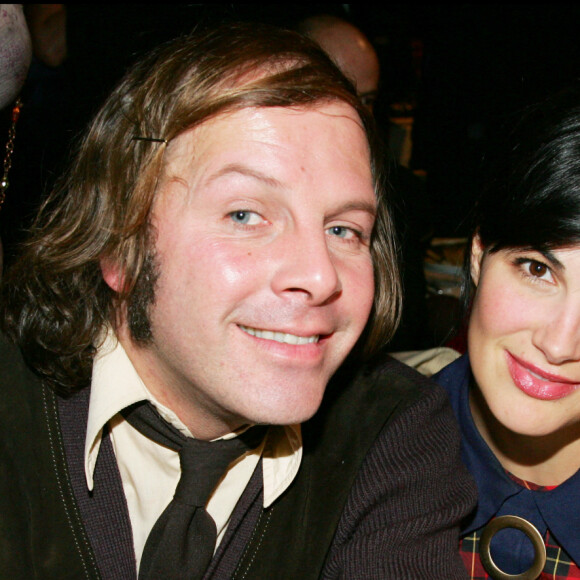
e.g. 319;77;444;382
154;102;375;216
172;101;365;143
162;103;371;178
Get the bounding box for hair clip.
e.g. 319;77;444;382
131;136;168;144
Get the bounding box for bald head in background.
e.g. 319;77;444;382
0;5;31;109
299;14;380;111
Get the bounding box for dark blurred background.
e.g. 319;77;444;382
3;4;580;349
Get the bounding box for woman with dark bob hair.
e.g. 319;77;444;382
435;87;580;579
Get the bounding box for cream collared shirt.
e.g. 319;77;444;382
85;331;302;571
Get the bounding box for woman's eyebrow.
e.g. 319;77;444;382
526;248;565;270
508;247;564;270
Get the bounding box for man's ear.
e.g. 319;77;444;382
100;257;124;293
470;233;485;287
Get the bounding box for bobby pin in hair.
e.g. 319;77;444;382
131;136;168;144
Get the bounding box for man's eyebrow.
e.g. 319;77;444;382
205;163;376;216
327;200;377;220
205;163;284;189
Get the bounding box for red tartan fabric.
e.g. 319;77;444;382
460;529;580;579
461;475;580;579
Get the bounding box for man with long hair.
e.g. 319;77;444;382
0;22;474;578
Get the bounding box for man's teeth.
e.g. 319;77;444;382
240;325;319;345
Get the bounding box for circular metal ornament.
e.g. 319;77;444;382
479;515;546;580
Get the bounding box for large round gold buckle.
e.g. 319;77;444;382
479;515;546;580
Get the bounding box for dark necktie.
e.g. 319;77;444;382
122;401;266;580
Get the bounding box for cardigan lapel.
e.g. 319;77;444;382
58;387;137;579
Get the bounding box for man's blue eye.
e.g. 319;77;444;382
329;226;349;238
231;211;252;224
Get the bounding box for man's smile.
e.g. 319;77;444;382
238;325;320;345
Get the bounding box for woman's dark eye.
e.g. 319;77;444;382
528;261;548;277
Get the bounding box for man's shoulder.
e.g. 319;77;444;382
0;334;98;577
363;350;446;396
0;331;44;416
0;333;53;465
301;350;451;469
315;350;448;431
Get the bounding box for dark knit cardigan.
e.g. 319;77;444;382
0;333;476;579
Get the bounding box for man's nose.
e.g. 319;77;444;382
532;300;580;365
270;229;342;305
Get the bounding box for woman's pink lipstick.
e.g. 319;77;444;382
506;352;580;401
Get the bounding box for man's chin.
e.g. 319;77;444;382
244;398;325;428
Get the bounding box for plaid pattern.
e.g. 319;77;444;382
460;528;580;579
461;474;580;579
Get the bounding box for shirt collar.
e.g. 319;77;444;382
435;354;580;563
85;329;152;489
85;328;302;503
262;424;302;508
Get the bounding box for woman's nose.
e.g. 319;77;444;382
532;301;580;365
